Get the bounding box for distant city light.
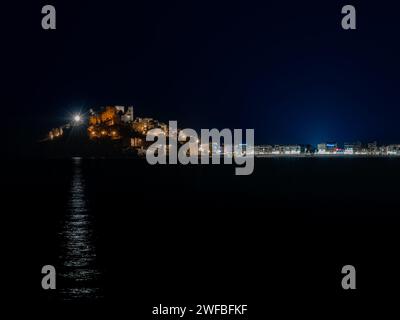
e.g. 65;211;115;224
43;105;400;158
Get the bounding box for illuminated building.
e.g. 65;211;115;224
115;106;125;113
48;127;63;140
254;145;273;155
100;106;119;126
344;142;355;154
132;117;154;134
352;141;362;154
89;106;134;127
132;118;168;135
317;142;337;154
326;142;337;152
121;106;134;123
282;145;301;154
317;143;327;154
387;145;400;155
88;106;118;126
131;137;144;148
367;141;378;154
88;106;135;140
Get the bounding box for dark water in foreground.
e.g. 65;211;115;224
58;158;102;300
5;157;400;310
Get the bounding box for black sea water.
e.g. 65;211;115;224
57;157;102;300
6;157;400;306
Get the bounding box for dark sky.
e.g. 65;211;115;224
4;0;400;150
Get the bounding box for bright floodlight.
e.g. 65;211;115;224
73;114;81;122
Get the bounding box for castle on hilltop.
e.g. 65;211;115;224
48;105;169;152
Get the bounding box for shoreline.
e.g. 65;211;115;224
254;154;400;158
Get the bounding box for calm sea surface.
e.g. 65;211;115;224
5;157;400;305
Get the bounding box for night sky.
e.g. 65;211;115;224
4;0;400;154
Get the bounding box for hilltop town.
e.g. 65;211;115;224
47;105;169;156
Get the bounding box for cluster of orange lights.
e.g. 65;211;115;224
88;126;118;138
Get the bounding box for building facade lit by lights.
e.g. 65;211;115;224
48;127;63;140
253;144;301;155
317;142;338;154
254;145;273;155
88;105;136;140
387;145;400;155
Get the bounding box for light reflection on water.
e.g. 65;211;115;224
58;157;102;300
